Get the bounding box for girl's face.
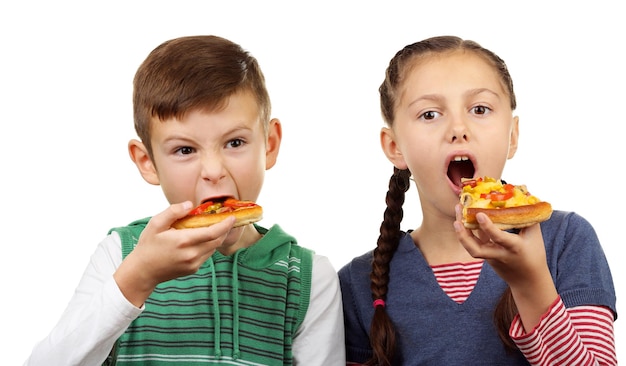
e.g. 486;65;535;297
381;50;519;221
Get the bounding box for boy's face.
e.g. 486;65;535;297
131;90;281;248
381;51;519;219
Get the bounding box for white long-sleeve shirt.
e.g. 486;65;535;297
25;232;345;365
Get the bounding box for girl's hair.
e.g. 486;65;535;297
132;35;271;160
369;36;518;365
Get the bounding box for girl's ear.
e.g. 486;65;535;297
507;116;520;159
265;118;282;170
128;139;160;185
380;127;408;169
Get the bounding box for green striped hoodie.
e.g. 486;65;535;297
105;218;313;365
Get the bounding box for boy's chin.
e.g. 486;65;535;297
218;225;254;255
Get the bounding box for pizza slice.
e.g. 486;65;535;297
460;176;552;230
172;196;263;229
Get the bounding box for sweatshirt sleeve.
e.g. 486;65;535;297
292;255;346;365
511;296;616;365
24;233;142;366
543;211;616;313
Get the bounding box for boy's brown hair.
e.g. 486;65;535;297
132;35;271;159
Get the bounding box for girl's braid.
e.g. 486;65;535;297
367;167;411;366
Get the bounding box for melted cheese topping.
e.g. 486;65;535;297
461;177;540;209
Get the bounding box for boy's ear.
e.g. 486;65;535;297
265;118;282;170
380;127;408;169
128;139;160;185
507;116;520;159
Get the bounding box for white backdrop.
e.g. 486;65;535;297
3;1;623;363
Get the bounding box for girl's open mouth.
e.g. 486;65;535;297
447;155;475;189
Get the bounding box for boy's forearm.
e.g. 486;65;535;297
26;277;140;365
113;254;158;308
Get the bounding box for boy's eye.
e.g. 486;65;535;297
227;138;244;148
176;146;194;155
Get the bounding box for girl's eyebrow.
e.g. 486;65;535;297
407;94;444;108
465;88;501;100
408;88;501;107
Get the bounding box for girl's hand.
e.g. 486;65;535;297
113;201;236;307
454;204;547;286
454;203;558;331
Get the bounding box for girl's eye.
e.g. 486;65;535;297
226;138;245;149
420;110;440;120
472;105;491;115
175;146;194;155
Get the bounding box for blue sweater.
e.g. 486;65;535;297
338;210;617;365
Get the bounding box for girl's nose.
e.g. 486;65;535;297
448;114;470;143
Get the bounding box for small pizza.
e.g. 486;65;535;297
460;177;552;230
172;196;262;229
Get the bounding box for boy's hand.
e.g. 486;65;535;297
113;201;236;307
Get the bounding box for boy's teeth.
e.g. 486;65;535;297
453;156;469;161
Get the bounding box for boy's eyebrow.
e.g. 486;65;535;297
160;134;194;145
228;123;254;131
221;124;255;137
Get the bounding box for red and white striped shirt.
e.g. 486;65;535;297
431;261;616;366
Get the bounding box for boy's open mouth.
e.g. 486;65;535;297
201;195;234;204
447;155;475;189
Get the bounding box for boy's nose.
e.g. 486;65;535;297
200;155;226;182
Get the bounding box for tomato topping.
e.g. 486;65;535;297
461;177;482;188
481;192;513;201
480;183;514;202
187;197;256;216
188;201;215;215
223;198;257;208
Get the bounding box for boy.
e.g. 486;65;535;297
25;35;345;365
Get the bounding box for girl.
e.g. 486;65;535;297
338;36;617;365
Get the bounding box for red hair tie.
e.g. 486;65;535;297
373;299;386;308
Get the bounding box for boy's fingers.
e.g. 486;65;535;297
178;215;236;245
172;201;194;218
146;201;194;231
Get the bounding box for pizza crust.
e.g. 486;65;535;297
462;201;553;230
172;205;263;229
